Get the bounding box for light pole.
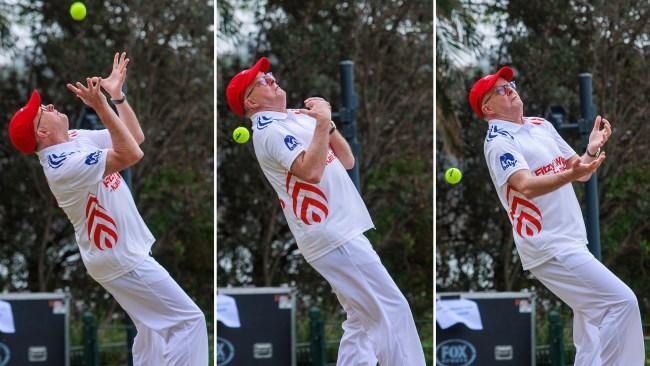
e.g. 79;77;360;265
338;60;361;193
546;73;601;260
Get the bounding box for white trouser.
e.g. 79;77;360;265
310;234;426;366
530;248;644;366
100;256;209;366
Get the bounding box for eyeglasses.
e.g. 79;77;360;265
483;81;517;105
245;73;275;99
36;105;47;130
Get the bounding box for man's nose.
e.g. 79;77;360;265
506;87;513;96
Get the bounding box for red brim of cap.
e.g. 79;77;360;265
8;90;41;154
226;57;271;116
469;66;514;118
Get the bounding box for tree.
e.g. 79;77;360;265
436;0;650;337
0;0;213;327
217;0;433;346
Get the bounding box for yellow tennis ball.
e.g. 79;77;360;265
70;2;87;21
232;126;250;143
445;167;462;185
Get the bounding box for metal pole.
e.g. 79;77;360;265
339;61;361;192
125;316;136;366
82;311;98;366
578;73;601;261
309;307;325;366
549;310;566;366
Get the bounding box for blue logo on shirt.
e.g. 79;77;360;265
256;115;274;130
47;151;78;169
486;125;514;142
85;151;102;165
500;153;517;170
284;135;300;151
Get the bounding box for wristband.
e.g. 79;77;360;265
329;120;337;134
586;146;601;158
112;93;127;105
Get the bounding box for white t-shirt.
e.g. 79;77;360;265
483;117;588;270
251;110;374;262
37;129;155;283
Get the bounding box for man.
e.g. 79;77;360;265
470;66;645;365
8;53;208;366
226;57;426;365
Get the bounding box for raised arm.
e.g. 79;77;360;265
290;98;333;183
508;153;606;198
67;77;143;177
101;52;144;144
572;115;612;182
311;97;355;170
328;130;355;170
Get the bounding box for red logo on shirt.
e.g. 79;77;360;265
325;149;337;165
526;117;544;125
85;194;118;250
506;186;543;238
103;172;122;191
534;156;568;176
68;130;79;138
285;172;329;225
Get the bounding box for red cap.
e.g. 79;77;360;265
226;57;271;116
9;90;41;154
469;66;514;118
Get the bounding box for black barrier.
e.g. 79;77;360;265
0;293;69;366
436;292;535;366
217;287;295;366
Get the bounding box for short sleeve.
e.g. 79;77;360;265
47;149;109;192
543;120;577;159
257;126;306;171
484;135;530;187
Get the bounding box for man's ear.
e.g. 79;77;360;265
244;97;258;111
481;103;493;117
36;126;49;140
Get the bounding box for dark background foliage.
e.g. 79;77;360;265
437;0;650;348
0;0;213;335
217;0;433;358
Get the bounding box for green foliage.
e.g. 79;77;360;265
366;156;432;314
0;0;213;360
218;0;433;355
437;0;650;350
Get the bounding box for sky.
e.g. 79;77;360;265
216;0;257;57
0;1;35;67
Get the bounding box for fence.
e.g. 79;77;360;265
534;311;650;366
69;312;134;366
296;307;433;366
78;307;426;365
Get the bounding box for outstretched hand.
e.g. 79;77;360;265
66;77;107;110
568;153;606;180
101;52;130;99
587;115;611;154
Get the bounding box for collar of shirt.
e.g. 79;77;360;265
250;110;306;131
487;118;532;134
36;140;76;162
250;110;300;122
250;110;287;121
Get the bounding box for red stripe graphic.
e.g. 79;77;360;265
85;194;118;250
285;172;329;225
506;186;543;238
